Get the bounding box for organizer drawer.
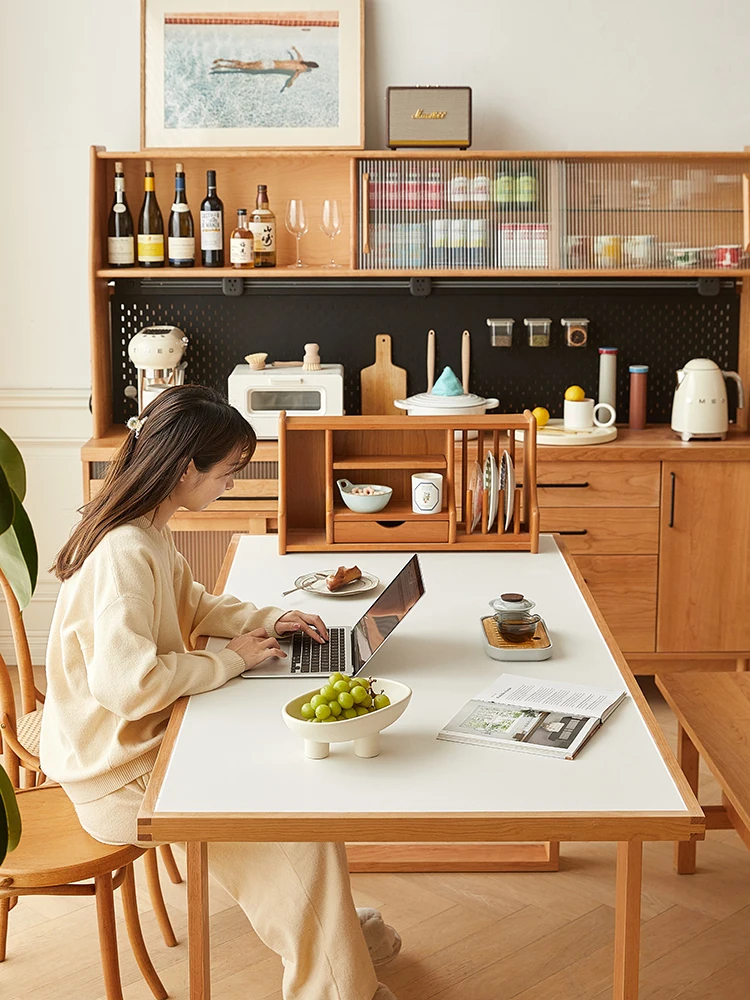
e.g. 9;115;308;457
573;554;657;652
333;518;449;544
536;462;661;507
541;507;659;554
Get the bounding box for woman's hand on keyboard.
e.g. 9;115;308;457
227;628;287;668
275;610;329;644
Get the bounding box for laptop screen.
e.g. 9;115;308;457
351;555;425;675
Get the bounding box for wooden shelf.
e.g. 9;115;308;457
285;528;535;552
334;501;449;521
96;266;749;280
333;454;447;470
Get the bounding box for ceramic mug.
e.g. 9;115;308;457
593;235;622;268
563;398;616;431
412;473;443;514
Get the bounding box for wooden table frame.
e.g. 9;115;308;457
656;672;750;875
138;537;704;1000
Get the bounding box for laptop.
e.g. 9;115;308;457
230;554;425;679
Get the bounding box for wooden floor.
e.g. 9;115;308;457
4;676;750;1000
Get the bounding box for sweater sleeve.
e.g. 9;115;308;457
173;550;285;646
87;596;247;721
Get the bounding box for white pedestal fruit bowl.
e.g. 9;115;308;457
282;678;412;759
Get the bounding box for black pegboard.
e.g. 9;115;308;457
110;278;740;426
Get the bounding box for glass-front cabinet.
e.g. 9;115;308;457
356;155;749;273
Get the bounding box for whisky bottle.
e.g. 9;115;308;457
230;208;254;268
250;184;276;267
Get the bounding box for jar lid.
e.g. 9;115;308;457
489;593;536;613
629;365;649;373
599;347;618;354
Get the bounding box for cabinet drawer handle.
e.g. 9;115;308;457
668;471;676;528
540;482;590;489
558;529;588;536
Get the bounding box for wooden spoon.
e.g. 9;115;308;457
427;329;436;393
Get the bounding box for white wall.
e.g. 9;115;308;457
0;0;747;658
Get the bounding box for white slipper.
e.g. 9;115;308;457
373;985;398;1000
357;907;402;967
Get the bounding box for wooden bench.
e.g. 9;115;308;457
655;671;750;873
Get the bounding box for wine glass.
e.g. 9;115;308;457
320;199;343;268
285;198;308;268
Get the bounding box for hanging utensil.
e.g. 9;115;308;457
461;329;471;395
427;329;436;393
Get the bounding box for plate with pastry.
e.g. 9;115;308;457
293;565;380;598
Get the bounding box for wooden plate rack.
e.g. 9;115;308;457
278;413;539;553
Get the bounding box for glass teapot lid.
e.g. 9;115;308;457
489;592;536;614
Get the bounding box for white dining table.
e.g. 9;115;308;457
138;534;703;1000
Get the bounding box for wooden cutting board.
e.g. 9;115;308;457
360;334;407;415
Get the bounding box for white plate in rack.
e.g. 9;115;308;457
484;451;499;531
501;450;515;531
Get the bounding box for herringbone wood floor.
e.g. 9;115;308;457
3;675;750;1000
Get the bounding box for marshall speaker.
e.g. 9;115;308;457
386;86;472;149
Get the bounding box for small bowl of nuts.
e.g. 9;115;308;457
337;478;393;513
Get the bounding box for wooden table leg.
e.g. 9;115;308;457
187;842;211;1000
675;724;699;874
613;841;642;1000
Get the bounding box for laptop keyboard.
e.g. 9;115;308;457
290;627;348;674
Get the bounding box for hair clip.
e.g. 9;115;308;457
126;415;148;438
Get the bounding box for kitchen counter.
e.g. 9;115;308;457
83;423;750;464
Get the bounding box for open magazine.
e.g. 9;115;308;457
437;673;627;760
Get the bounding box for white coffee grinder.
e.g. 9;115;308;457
127;326;189;412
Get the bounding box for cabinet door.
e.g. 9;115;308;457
658;462;750;652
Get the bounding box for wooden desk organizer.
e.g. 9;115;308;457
278;413;539;553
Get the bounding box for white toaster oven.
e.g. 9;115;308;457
228;364;345;439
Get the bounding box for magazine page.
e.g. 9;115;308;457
474;674;626;722
438;699;600;759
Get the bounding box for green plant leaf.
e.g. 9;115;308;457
0;427;26;501
0;494;38;609
0;764;21;853
0;465;12;535
0;796;7;865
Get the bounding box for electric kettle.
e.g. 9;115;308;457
671;358;745;441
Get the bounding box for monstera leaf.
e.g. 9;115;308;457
0;427;37;610
0;763;22;864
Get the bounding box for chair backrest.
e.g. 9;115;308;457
0;567;38;716
0;568;43;788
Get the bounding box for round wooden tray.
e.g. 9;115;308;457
515;419;618;446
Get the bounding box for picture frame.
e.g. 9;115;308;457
141;0;364;149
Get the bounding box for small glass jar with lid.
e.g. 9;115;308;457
524;317;552;347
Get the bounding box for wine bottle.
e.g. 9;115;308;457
200;169;224;266
137;160;164;268
230;208;254;268
167;162;195;267
107;161;134;267
250;184;276;267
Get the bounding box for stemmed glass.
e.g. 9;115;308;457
285;198;308;268
320;199;343;267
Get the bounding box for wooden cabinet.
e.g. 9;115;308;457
574;555;658;652
657;462;750;653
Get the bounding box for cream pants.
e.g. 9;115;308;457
74;775;379;1000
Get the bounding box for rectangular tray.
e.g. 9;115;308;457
480;615;553;661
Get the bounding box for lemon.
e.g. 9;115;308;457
564;385;586;402
531;406;550;428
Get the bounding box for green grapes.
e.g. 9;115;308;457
296;674;395;725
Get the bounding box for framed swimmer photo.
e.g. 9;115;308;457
141;0;364;148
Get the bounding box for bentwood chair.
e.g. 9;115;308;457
0;567;180;955
0;783;168;999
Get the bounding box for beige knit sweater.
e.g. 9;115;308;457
40;516;284;802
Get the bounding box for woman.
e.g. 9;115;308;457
40;384;399;1000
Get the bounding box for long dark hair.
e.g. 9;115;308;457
52;385;256;581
